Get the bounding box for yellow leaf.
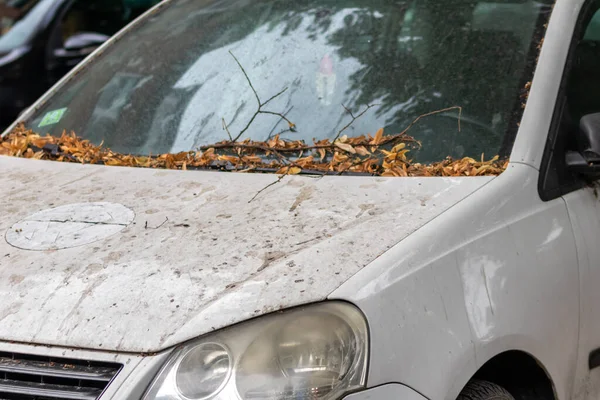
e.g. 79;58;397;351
391;143;406;153
104;159;123;166
474;165;492;175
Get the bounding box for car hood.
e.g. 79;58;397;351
0;156;493;353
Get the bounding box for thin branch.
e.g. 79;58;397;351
198;135;420;153
259;110;295;130
398;106;462;137
145;217;169;230
199;133;419;153
229;50;260;106
262;87;289;107
233;111;260;142
275;127;294;136
248;175;286;203
267;147;293;165
332;104;378;143
267;106;294;139
222;118;233;141
228;51;294;142
356;107;461;150
202;106;458;157
341;103;355;119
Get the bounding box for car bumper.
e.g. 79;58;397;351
343;384;430;400
0;341;429;400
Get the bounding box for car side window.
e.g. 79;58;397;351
60;0;126;44
584;8;600;40
567;7;600;126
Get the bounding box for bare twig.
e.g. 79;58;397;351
399;106;462;137
201;106;455;154
332;103;378;143
341;103;355;119
263;87;289;107
228;51;294;142
222;118;233;141
234;111;261;142
267;106;294;139
198;133;419;153
229;50;260;106
203;106;461;180
248;175;286;203
362;106;462;151
259;110;295;129
145;217;169;230
198;135;419;153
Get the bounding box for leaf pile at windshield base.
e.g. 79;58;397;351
1;124;508;177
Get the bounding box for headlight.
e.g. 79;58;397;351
143;302;369;400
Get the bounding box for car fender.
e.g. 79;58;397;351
331;163;579;400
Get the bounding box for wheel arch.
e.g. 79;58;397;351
463;351;557;400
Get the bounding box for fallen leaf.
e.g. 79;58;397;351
2;123;508;178
335;142;356;154
318;148;326;161
371;128;384;145
355;146;371;156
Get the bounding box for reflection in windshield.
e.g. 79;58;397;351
23;0;552;165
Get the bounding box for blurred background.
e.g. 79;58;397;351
0;0;160;131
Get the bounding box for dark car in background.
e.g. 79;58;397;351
0;0;159;128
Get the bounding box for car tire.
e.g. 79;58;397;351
458;380;515;400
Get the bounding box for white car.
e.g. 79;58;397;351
1;0;600;400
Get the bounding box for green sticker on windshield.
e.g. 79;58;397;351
39;108;67;127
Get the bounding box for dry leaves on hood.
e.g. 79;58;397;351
1;123;508;177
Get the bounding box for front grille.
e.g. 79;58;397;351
0;351;122;400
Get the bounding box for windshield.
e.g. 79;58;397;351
0;0;55;53
8;0;552;175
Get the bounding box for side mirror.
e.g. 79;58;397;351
566;113;600;179
54;32;109;59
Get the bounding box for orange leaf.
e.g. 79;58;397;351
371;128;384;145
276;166;302;175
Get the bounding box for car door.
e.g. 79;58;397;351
539;2;600;400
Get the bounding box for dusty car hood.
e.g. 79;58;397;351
0;156;493;352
